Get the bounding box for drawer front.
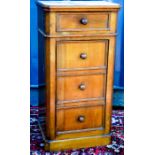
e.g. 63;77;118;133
57;12;110;32
57;74;106;102
56;105;104;132
57;40;108;70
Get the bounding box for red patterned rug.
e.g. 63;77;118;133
30;107;124;155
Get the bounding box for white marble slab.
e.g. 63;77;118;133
37;1;120;8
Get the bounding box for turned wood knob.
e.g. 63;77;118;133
80;53;87;59
79;83;86;90
80;18;88;25
78;116;85;122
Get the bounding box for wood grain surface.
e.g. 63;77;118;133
37;1;119;150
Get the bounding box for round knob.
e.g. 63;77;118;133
78;116;85;122
80;18;88;25
79;84;86;90
80;53;87;59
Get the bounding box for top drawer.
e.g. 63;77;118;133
57;12;110;32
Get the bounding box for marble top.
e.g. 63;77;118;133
37;1;120;8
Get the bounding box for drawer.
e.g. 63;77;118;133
57;74;106;102
56;105;105;132
57;12;110;32
57;40;108;70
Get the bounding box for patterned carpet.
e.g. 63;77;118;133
30;107;124;155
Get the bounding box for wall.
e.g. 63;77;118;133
30;0;124;106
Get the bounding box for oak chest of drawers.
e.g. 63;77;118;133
37;1;120;151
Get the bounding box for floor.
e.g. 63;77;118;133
30;106;124;155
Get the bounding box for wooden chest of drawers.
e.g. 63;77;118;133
37;1;120;151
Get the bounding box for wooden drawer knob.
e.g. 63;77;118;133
78;116;85;122
80;18;88;25
79;83;86;90
80;53;87;59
